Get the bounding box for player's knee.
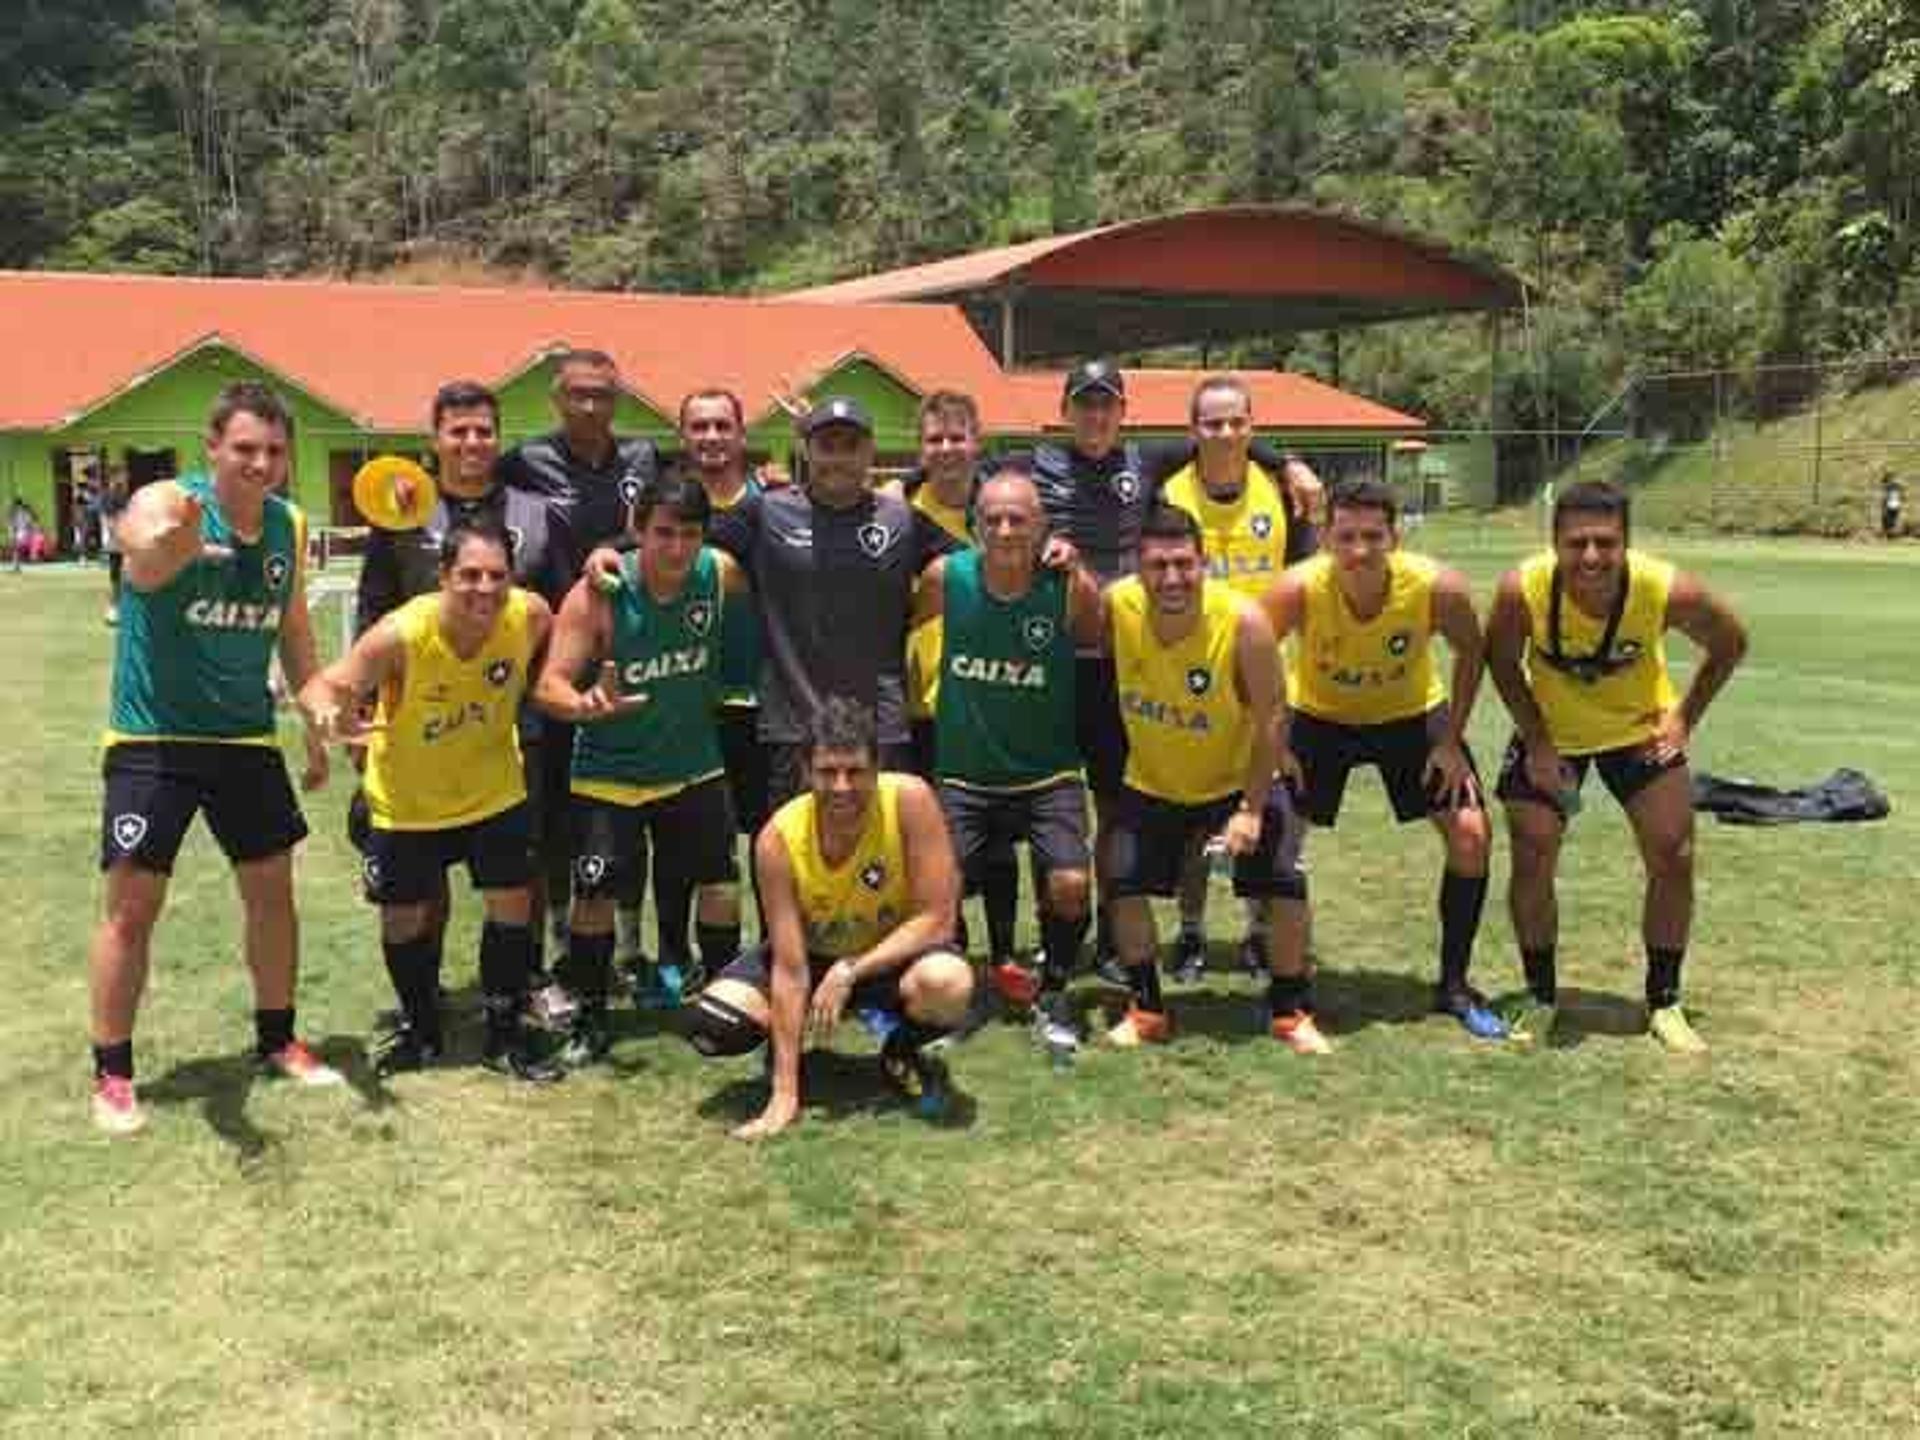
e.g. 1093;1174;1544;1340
682;989;766;1057
380;903;432;944
1506;814;1560;876
483;885;532;927
1447;809;1492;874
569;896;616;934
902;949;973;1025
1645;827;1694;881
694;883;740;927
1045;867;1091;920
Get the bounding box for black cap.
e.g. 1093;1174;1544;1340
1063;359;1126;403
802;396;874;438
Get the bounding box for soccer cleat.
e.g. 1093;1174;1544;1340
1505;997;1559;1048
373;1027;444;1077
482;1031;566;1084
90;1074;146;1136
1435;985;1509;1041
1269;1010;1331;1055
1033;997;1081;1066
526;979;579;1031
1649;1004;1708;1055
1093;949;1131;990
1106;1005;1172;1048
635;961;686;1011
1239;932;1269;976
988;959;1041;1010
1167;931;1207;985
557;1012;613;1068
257;1038;345;1086
879;1033;951;1119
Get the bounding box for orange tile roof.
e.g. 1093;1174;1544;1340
0;270;1423;437
0;270;1019;434
1005;369;1423;432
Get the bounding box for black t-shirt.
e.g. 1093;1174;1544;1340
709;486;958;744
498;432;662;592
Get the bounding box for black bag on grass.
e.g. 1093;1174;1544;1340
1693;769;1891;826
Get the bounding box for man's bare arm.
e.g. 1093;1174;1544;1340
1231;602;1285;817
1485;572;1548;747
844;778;960;982
752;828;810;1126
911;557;947;627
1665;572;1749;735
1429;568;1486;744
530;579;622;723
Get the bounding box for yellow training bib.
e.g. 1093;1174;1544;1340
1158;461;1291;605
1520;549;1677;755
772;773;914;959
364;590;532;830
1111;577;1253;804
1289;551;1447;725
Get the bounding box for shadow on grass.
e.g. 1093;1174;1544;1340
694;1048;978;1132
1479;986;1655;1048
145;1031;376;1160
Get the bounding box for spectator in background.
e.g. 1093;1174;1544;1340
101;467;130;624
10;497;36;573
1881;473;1904;539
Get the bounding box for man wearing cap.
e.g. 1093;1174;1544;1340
704;397;960;811
1000;361;1318;975
500;348;664;972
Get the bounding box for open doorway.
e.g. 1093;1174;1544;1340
125;448;178;492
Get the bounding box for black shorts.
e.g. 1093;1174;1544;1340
1074;655;1128;799
715;942;962;1018
938;780;1090;881
100;741;307;873
569;777;738;901
909;718;937;781
719;705;770;837
363;802;533;905
1291;706;1479;826
1494;734;1687;818
767;740;917;815
1107;786;1305;900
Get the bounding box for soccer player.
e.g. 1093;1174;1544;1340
1158;375;1319;981
684;698;973;1140
1001;360;1317;976
1262;478;1504;1039
301;518;562;1082
353;380;571;1020
533;473;747;1063
1100;505;1323;1052
1485;480;1749;1051
915;468;1102;1058
499;349;663;974
87;382;339;1136
904;391;1024;978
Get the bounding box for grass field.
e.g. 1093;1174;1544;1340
4;520;1917;1437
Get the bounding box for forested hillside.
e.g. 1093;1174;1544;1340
3;0;1915;428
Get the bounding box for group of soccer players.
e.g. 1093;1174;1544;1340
85;358;1748;1139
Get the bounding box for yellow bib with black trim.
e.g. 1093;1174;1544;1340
907;484;974;720
1111;577;1251;804
1520;550;1677;756
1158;461;1290;605
1289;551;1447;725
772;774;915;959
364;590;532;830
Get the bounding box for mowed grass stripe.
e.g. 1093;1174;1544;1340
1;533;1916;1437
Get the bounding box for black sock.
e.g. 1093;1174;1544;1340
1126;962;1165;1013
254;1008;295;1056
953;909;971;957
1437;871;1489;993
1267;972;1312;1016
381;934;443;1043
93;1040;134;1081
983;854;1018;958
1522;946;1558;1005
1646;947;1685;1010
657;875;694;968
887;1017;952;1054
696;921;741;979
1040;912;1089;994
559;930;616;1007
1096;907;1115;958
479;921;534;1031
